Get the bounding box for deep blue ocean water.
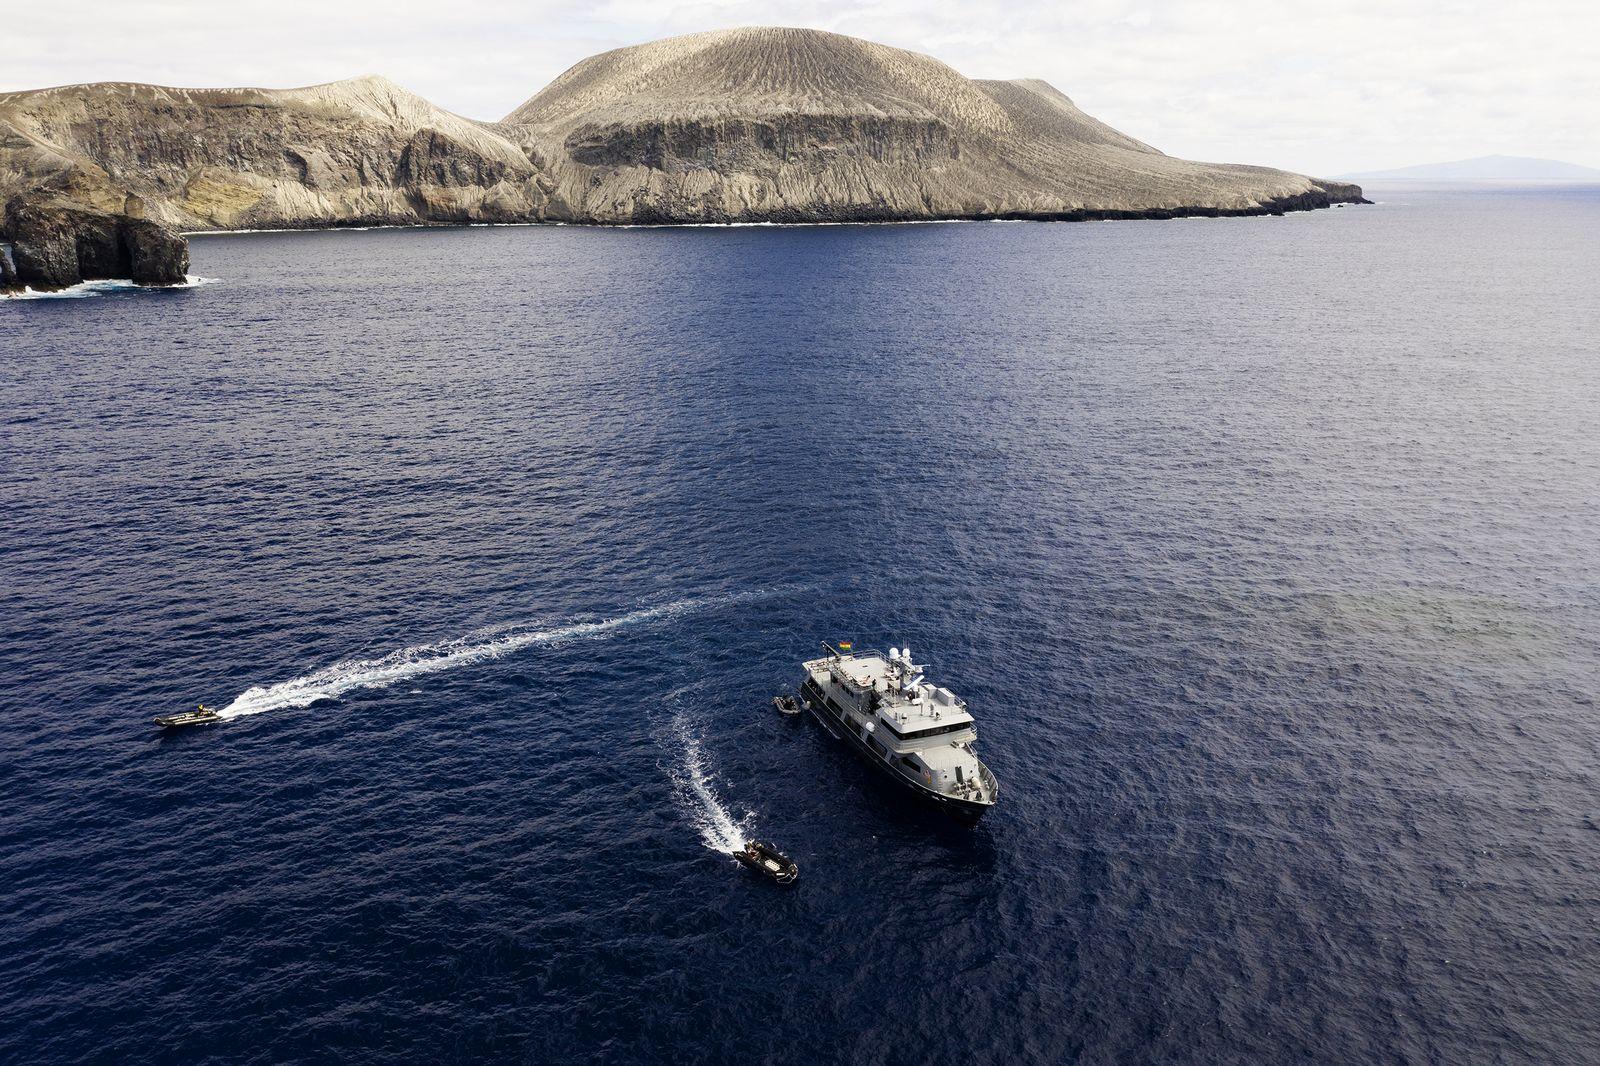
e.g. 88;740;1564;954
3;185;1599;1064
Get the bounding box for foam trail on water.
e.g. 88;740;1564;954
217;592;755;720
668;714;751;854
4;276;218;300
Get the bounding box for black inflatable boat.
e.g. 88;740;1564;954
155;704;221;729
735;840;798;884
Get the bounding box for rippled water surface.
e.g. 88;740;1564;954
4;187;1599;1064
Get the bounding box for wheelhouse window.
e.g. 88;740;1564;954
880;719;973;740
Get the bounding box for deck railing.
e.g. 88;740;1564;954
977;762;999;803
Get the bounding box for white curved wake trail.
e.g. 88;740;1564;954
217;594;726;720
667;715;751;855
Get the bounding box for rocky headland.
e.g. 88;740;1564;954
1;27;1366;292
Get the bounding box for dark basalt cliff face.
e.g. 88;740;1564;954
4;199;189;289
563;114;957;170
0;27;1365;290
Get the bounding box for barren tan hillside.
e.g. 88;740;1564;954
0;75;547;234
501;27;1360;223
2;26;1363;290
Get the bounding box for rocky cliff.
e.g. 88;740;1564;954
505;28;1364;224
1;27;1365;290
0;76;548;234
0;75;549;289
3;199;189;289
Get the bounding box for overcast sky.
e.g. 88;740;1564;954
7;0;1595;175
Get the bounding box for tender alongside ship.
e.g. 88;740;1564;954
798;644;998;821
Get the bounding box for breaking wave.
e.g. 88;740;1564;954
4;276;218;300
217;592;762;720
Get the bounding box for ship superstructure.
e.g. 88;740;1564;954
799;645;997;820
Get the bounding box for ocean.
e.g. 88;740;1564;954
3;184;1598;1063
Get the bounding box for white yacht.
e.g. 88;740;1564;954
799;644;998;821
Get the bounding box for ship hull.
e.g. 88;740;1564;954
801;678;993;823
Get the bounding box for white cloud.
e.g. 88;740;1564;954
5;0;1596;175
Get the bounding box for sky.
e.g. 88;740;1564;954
6;0;1596;176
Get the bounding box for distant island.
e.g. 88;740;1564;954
1339;154;1600;183
1;26;1366;293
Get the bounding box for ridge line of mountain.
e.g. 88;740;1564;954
1;27;1366;293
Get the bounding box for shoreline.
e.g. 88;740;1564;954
8;192;1367;294
182;193;1369;239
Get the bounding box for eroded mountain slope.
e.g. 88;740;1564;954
1;27;1363;290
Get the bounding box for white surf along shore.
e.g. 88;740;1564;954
3;275;217;299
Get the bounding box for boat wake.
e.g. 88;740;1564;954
666;713;752;855
216;591;765;721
